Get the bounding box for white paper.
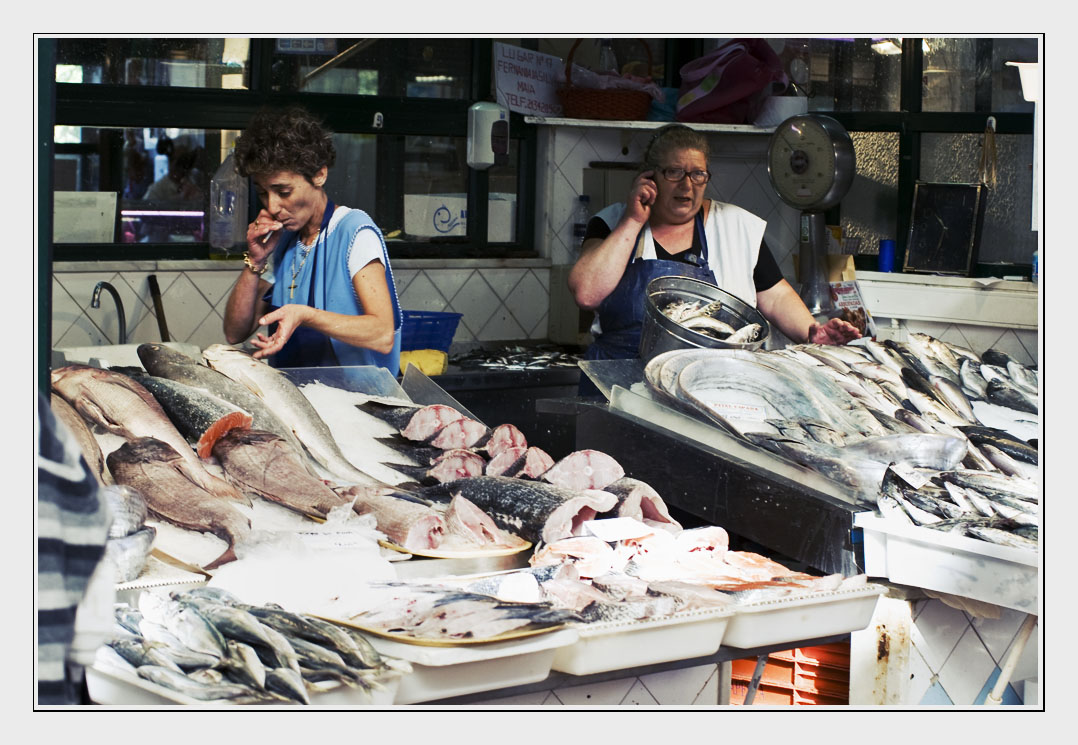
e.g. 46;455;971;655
54;191;117;242
493;42;563;117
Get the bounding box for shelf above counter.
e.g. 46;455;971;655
523;116;775;135
855;270;1039;330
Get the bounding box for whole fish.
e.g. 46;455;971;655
681;314;737;337
957;425;1039;465
222;640;267;690
107;637;185;673
1006;360;1038;396
177;596;284;652
202;344;386;487
910;332;963;380
104;525;156;582
936;469;1040;503
416;475;617;544
980;444;1039;481
51;364;244;503
264;667;311;705
138;592;230;658
50;392;112;486
101;484;149;538
981;348;1015;368
858;339;907;376
125;372;253;459
212;429;348;520
108;437;252;570
959;358;989;400
137;342;307;459
726;322;762;344
967;526;1037;551
986;378;1038;414
136;665;254;702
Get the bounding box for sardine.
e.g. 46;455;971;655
137;664;254;702
108;437;252;571
726;322;762;344
681;315;737;337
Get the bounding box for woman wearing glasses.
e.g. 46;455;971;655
568;123;859;385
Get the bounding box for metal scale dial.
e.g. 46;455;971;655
766;115;856;315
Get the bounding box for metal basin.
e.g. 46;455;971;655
639;276;770;363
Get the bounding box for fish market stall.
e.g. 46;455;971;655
52;342;899;706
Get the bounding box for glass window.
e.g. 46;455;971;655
54;38;250;89
796;37;903;112
270;38;472;97
919;133;1036;265
53;126;237;244
841;132;900;253
922;38;1037;113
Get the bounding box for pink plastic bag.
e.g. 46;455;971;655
676;39;788;124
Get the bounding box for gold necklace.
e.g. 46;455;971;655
288;229;319;300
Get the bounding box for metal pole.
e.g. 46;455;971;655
985;614;1037;705
742;654;769;705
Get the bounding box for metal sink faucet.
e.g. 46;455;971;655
91;281;127;344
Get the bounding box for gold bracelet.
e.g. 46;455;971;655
243;253;269;276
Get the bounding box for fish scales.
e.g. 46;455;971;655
51;364;244;503
107;437;252;570
50;392;112;485
137;343;306;458
126;372;253;458
212;429;347;520
201;344;385;487
417;476;617;544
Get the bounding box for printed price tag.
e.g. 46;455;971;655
888;463;931;490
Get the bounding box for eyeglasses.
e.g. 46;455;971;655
658;167;711;185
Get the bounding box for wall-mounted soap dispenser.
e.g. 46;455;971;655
467;102;509;170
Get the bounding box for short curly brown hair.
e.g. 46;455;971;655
233;106;336;182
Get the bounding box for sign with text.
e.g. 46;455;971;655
493;42;563;117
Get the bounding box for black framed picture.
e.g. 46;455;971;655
903;182;987;276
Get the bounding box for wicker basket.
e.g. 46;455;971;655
557;39;654;121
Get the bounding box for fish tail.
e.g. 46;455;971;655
203;545;238;571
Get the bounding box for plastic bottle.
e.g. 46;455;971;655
1032;248;1038;285
598;39;619;75
209;152;248;253
571;195;591;254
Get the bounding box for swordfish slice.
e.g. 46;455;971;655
417;475;617;544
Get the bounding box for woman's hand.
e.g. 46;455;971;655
250;304;313;359
245;210;284;267
808;317;862;346
624;170;658;225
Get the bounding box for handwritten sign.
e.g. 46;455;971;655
493;42;563;117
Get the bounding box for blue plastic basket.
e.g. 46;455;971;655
400;310;463;352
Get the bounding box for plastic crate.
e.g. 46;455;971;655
400;310;463;352
729;641;850;706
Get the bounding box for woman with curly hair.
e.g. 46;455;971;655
223;106;401;371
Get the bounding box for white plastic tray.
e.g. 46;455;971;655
364;628;579;704
551;607;735;676
85;661;399;707
720;584;886;649
855;512;1039;614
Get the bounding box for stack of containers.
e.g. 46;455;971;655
729;641;850;706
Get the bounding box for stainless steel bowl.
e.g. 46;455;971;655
639;275;770;363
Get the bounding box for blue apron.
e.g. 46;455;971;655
579;212;717;396
266;201;342;368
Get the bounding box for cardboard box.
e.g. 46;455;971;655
403;193;516;242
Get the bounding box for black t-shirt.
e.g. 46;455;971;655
584;213;784;293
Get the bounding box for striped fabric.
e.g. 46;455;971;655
36;391;110;705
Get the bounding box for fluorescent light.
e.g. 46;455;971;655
872;40;902;55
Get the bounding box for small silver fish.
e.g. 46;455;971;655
726;323;762;344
